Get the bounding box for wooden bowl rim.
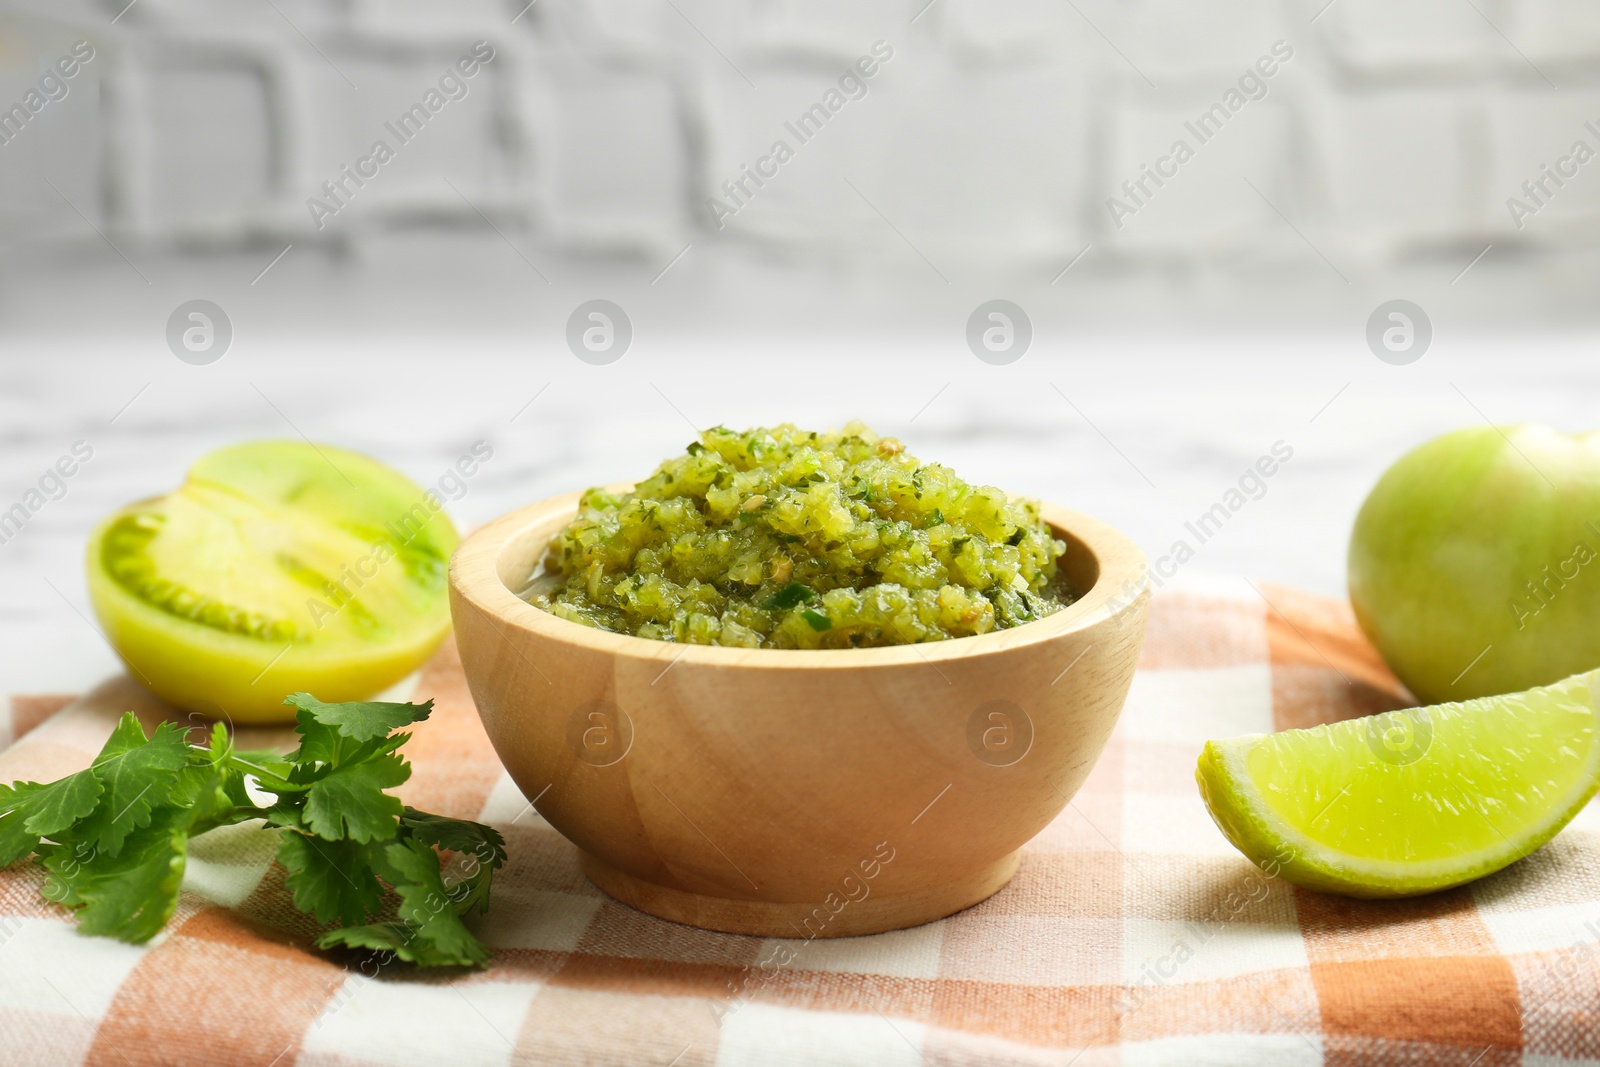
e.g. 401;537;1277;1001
449;488;1149;670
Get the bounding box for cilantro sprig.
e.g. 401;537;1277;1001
0;692;506;968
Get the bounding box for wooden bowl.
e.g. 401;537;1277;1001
450;491;1149;938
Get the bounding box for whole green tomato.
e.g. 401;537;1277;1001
1348;425;1600;705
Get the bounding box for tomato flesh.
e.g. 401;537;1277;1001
87;440;458;723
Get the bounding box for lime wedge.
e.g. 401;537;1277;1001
1196;669;1600;897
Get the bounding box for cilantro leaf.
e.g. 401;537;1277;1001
302;755;408;843
47;762;237;944
314;921;477;968
46;809;190;943
284;693;434;743
444;861;496;918
19;770;102;837
75;838;187;941
286;705;413;776
166;763;223;813
206;721;230;760
317;837;492;967
288;711;342;770
315;921;415;957
216;764;259;812
400;808;507;869
89;711;153;762
401;809;507;918
0;783;42;866
37;840;91;907
278;832;385;927
374;838;490;967
77;714;192;857
264;805;304;830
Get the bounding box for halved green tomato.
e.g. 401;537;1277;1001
87;440;458;723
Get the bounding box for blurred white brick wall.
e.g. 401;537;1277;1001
3;0;1600;282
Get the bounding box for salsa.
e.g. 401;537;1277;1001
524;423;1073;649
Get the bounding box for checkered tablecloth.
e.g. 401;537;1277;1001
3;580;1599;1066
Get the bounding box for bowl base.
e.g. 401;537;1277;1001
578;850;1021;938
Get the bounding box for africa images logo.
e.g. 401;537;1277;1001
0;40;96;148
1106;41;1294;229
706;40;894;229
305;41;496;230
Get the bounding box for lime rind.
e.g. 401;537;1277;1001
1196;669;1600;898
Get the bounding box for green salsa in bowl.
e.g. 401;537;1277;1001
522;423;1075;649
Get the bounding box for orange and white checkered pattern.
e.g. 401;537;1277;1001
3;582;1599;1066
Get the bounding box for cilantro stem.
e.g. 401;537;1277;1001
209;752;306;793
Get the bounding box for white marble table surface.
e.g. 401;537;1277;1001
1;330;1594;706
